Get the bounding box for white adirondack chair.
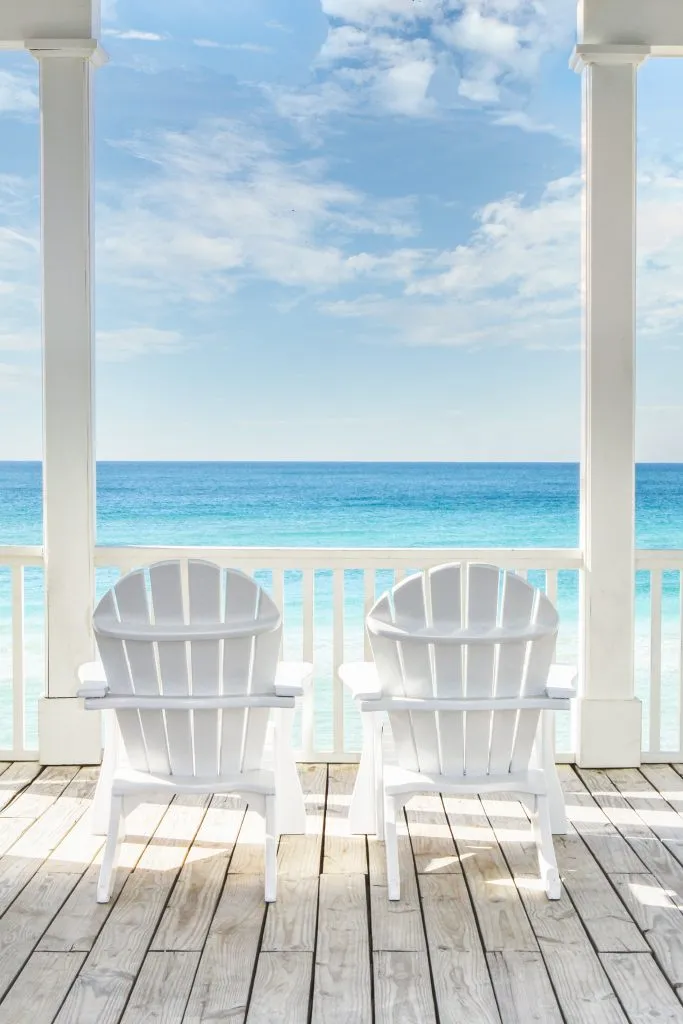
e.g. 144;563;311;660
342;564;575;901
77;559;310;904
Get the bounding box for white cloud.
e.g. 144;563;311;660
0;71;38;117
97;327;186;361
194;39;273;54
272;0;575;128
99;120;418;299
103;29;167;41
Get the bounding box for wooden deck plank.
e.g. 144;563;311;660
0;762;43;814
405;792;462;875
611;872;683;988
53;795;208;1024
482;792;644;953
482;792;632;1022
312;874;372;1024
374;951;437;1024
420;874;501;1024
0;952;86;1024
487;951;563;1024
120;951;200;1024
37;797;171;953
444;793;538;953
277;763;326;878
0;795;105;1002
0;766;76;820
0;768;97;919
608;768;683;846
564;767;647;874
3;762;683;1024
368;812;426;952
38;797;171;953
182;874;266;1024
575;768;683;902
152;794;246;952
323;765;367;875
600;952;683;1024
246;952;312;1024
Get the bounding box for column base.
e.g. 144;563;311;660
575;697;642;768
38;697;102;765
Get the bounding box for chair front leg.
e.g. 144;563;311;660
539;710;568;834
349;710;383;835
91;710;117;836
273;707;307;835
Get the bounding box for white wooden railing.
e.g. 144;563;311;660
0;545;44;759
2;543;683;763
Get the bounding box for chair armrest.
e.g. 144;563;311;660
339;662;382;701
77;661;108;699
546;663;578;699
274;661;314;697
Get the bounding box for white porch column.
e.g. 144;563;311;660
573;51;647;768
32;42;106;765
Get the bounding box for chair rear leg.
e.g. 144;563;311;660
532;793;561;900
264;794;278;903
384;792;400;901
97;795;125;904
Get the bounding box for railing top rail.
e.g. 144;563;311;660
0;545;44;566
93;546;584;571
636;550;683;569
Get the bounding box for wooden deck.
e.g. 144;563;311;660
1;763;683;1022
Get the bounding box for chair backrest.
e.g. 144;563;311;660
367;563;559;778
93;559;282;778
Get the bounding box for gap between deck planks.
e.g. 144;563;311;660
1;764;683;1022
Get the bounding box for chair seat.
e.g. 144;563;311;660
111;766;275;797
383;763;547;797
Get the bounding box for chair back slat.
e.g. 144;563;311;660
150;561;194;775
429;565;464;775
367;563;559;781
94;561;282;780
188;560;222;776
463;565;499;776
370;593;419;770
489;573;535;774
393;576;440;773
113;569;170;774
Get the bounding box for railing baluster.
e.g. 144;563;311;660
11;566;25;754
302;569;315;759
364;569;374;662
333;569;344;757
272;568;284;659
650;569;662;755
679;571;683;757
546;569;558;604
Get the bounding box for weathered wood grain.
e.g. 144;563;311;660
152;794;245;952
120;951;200;1024
444;793;537;952
313;874;372;1024
600;952;683;1023
487;951;563;1024
183;874;266;1024
246;952;312;1024
374;951;437;1024
0;952;86;1024
420;874;501;1024
323;764;367;874
405;792;461;875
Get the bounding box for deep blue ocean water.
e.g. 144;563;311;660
1;461;681;752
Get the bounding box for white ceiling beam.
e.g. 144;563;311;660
0;0;98;49
579;0;683;51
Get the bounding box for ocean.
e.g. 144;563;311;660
0;461;681;753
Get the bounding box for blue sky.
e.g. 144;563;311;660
0;0;683;460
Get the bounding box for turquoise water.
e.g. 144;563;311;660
0;461;681;753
